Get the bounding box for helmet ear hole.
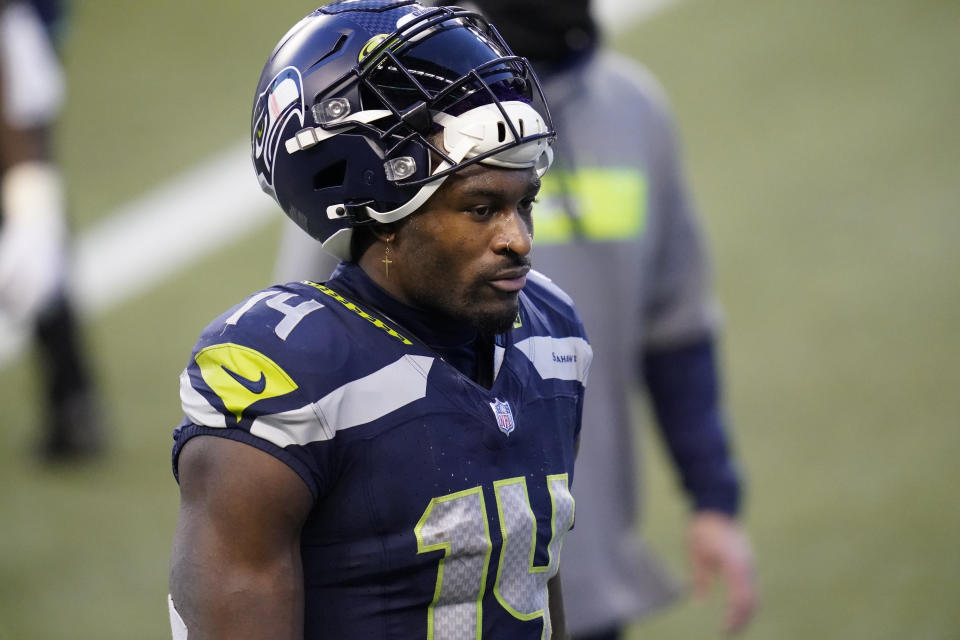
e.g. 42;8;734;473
313;161;347;191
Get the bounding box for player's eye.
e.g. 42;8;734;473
469;205;493;218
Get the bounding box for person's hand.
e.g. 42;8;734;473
688;511;759;634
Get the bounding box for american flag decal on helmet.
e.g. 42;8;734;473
489;398;516;436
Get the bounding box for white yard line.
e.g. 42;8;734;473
71;142;271;315
0;0;685;366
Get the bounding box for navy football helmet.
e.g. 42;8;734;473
251;0;555;260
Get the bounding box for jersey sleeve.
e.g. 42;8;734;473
172;284;343;499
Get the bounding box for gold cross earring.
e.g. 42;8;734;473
382;239;393;277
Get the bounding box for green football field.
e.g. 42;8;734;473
2;0;959;638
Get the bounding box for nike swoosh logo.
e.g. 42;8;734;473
221;365;267;394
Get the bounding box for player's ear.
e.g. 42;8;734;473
370;225;397;245
351;223;398;262
369;221;413;249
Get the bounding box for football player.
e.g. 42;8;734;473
0;0;105;459
168;2;591;638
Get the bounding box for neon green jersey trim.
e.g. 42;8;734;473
303;281;414;345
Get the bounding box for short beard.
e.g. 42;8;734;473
399;249;522;336
413;291;518;337
473;300;520;336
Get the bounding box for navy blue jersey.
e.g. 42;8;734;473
173;270;591;639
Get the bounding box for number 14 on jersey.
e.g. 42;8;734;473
415;474;574;640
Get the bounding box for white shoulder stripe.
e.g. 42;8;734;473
180;368;226;428
251;355;435;447
315;354;435;432
513;336;592;384
250;404;322;448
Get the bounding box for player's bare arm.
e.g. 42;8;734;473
170;436;312;639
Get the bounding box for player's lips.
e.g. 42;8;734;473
489;267;530;292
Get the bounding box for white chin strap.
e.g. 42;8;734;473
363;100;553;224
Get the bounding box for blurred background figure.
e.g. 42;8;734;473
464;1;758;637
273;0;758;638
0;0;104;461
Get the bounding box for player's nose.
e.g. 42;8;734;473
493;209;532;257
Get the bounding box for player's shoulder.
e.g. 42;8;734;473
188;280;414;388
513;271;593;384
193;281;330;352
180;280;429;435
518;270;587;340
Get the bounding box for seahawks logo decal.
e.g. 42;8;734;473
252;66;304;196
